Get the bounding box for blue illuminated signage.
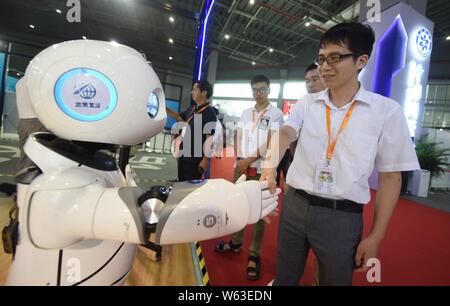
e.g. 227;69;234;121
416;28;433;58
196;0;215;81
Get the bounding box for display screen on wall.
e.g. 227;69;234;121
5;76;19;92
165;99;180;130
0;53;5;92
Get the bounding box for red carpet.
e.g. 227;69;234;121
203;150;450;286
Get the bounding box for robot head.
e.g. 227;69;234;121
23;40;166;145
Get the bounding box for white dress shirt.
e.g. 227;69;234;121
284;86;420;204
238;104;284;173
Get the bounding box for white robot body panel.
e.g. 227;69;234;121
7;237;135;286
58;240;136;286
25;170;146;248
24;133;79;173
7;138;140;285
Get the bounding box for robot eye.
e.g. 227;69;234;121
147;91;159;119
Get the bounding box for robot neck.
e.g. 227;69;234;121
27;133;118;172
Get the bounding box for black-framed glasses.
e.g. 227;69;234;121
314;53;360;66
252;87;269;94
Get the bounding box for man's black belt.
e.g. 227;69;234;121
295;189;363;214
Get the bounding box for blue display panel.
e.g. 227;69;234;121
0;53;5;93
54;68;118;122
5;76;19;92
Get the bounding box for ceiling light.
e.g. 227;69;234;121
305;22;311;27
446;36;450;41
169;38;174;44
82;36;87;40
249;0;255;4
224;34;230;40
269;48;274;53
56;9;62;14
16;73;20;76
29;24;35;29
169;56;173;60
169;16;175;23
252;61;256;66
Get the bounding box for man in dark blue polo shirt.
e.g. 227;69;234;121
166;80;217;181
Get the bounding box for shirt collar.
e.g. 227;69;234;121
313;84;371;108
194;102;209;110
253;103;271;113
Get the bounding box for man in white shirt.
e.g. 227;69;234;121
215;75;283;281
261;22;420;285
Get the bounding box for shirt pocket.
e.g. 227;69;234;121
340;131;378;179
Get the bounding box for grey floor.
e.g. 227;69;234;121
401;190;450;213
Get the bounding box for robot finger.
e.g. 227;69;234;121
264;188;281;198
235;174;247;184
261;203;278;218
262;198;278;208
259;180;269;190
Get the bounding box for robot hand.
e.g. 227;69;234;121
234;174;280;223
146;178;281;245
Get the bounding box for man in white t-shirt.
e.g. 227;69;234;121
261;22;420;285
215;75;283;281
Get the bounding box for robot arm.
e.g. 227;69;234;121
139;178;281;245
28;168;146;249
28;168;279;249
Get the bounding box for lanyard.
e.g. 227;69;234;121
251;108;268;131
326;102;356;162
186;103;209;125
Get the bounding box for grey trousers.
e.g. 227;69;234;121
274;187;363;286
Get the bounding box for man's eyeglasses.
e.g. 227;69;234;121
314;53;360;66
252;87;269;94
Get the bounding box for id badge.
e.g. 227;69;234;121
313;161;337;196
258;117;270;130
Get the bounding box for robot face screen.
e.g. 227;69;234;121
147;91;159;119
54;68;118;122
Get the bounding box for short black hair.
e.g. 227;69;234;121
319;22;375;58
251;74;270;87
305;63;318;75
195;80;213;99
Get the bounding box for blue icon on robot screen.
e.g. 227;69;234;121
147;91;159;119
73;83;97;99
54;68;118;122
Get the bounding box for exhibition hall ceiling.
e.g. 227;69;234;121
0;0;449;77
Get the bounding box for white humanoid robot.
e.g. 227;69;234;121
5;40;280;285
